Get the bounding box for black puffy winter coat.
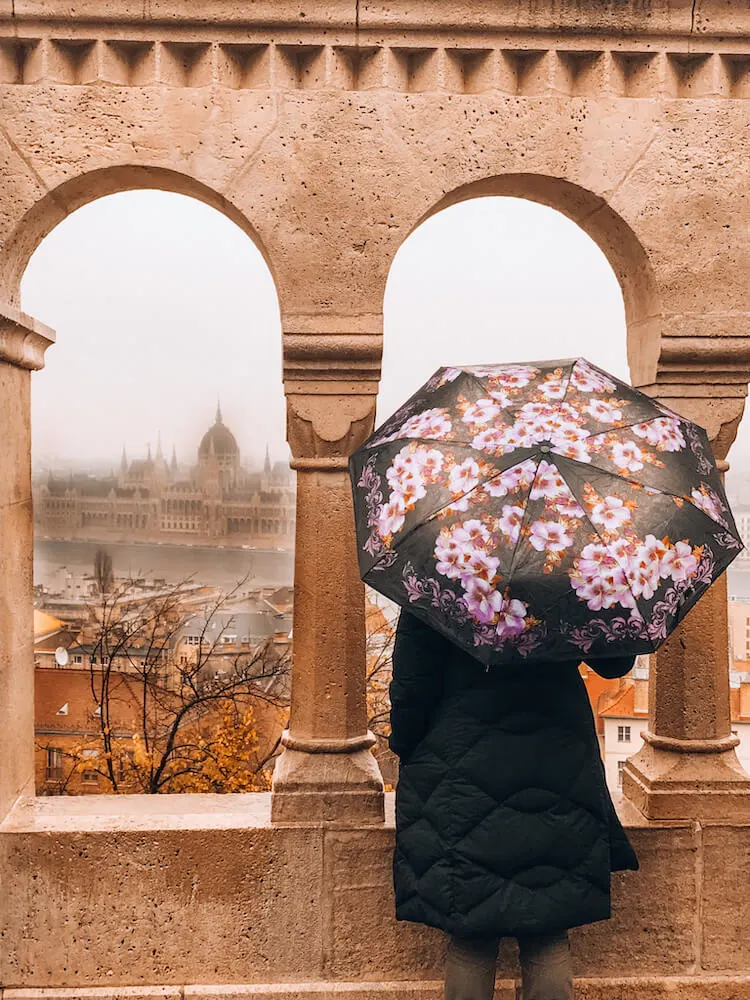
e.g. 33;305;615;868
390;611;638;938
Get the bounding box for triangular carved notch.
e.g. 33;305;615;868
275;45;326;89
611;51;661;97
0;38;41;84
556;50;606;96
331;46;382;90
160;42;213;87
388;47;438;92
102;41;155;86
444;49;494;94
48;39;99;85
666;52;716;98
501;50;550;96
217;44;270;89
720;55;750;99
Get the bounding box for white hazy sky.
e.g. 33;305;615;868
22;190;750;477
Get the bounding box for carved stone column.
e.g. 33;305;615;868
623;340;750;820
0;305;55;821
271;316;385;825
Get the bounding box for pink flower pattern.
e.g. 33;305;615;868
354;358;740;660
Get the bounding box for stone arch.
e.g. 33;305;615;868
0;164;277;307
400;173;662;388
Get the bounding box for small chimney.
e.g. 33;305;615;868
634;677;649;715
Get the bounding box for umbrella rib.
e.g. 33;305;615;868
506;461;544;581
559;457;735;536
578;415;677;445
559;361;671;445
559;357;580;408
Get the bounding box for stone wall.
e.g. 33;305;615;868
2;794;750;998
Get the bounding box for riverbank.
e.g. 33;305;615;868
34;538;294;592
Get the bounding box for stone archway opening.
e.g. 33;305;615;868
20;181;295;798
380;188;656;798
381;192;633;423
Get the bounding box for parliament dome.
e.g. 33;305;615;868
199;404;239;459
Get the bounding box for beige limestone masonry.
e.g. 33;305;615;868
3;1;750;996
3;793;750;997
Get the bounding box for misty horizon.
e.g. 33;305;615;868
22;189;750;487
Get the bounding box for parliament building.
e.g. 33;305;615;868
34;407;295;548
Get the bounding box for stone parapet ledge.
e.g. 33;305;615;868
0;303;55;371
5;792;750;996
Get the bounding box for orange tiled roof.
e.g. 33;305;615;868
599;684;648;719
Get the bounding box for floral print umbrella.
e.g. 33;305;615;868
349;358;743;666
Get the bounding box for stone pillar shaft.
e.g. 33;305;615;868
270;320;385;825
286;464;370;746
0;305;55;821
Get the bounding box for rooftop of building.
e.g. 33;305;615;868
198;403;239;459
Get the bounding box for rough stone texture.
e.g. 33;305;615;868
7;982;750;1000
700;824;750;972
0;808;326;986
572;826;699;976
0;362;34;820
2;795;749;994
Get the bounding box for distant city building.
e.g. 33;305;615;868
33;405;295;548
590;652;750;796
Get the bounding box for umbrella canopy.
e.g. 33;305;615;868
349;358;743;666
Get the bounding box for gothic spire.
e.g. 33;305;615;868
264;444;271;475
156;431;163;460
215;399;223;425
120;444;128;472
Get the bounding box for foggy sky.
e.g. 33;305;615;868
22;190;750;481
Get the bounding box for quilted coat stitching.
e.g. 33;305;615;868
390;612;638;937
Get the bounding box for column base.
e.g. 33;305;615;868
271;734;385;826
623;732;750;821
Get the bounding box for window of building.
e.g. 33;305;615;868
81;749;99;784
617;725;631;743
46;747;64;781
617;759;626;788
72;654;83;664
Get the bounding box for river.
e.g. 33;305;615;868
34;539;294;592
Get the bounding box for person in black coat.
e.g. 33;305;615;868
389;611;638;1000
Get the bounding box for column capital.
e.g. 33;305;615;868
283;318;383;462
283;333;383;386
0;304;56;371
635;314;750;457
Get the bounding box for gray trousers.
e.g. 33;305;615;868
444;931;572;1000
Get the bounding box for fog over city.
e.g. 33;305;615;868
22;190;750;486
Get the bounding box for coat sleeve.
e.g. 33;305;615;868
388;611;448;761
583;653;636;679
